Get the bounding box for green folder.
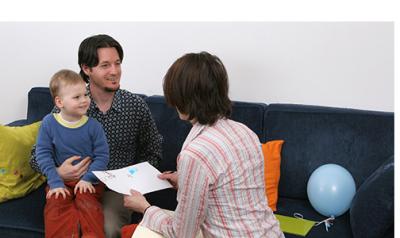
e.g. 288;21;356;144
275;214;316;237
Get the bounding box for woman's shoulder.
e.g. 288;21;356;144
223;119;258;138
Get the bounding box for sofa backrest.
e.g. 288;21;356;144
145;96;192;171
23;88;395;202
264;103;394;200
145;95;267;171
25;87;147;123
230;101;267;142
27;87;54;123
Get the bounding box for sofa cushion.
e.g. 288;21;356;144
27;87;54;123
0;184;45;237
145;96;192;172
349;155;394;238
230;101;267;142
262;140;284;211
144;96;189;212
276;197;353;238
0;122;46;202
264;104;394;200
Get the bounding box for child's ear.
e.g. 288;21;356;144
54;96;63;108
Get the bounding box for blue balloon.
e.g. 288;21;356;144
307;164;356;217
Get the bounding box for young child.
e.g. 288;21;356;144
36;69;109;238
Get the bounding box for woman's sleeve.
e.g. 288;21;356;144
141;153;210;238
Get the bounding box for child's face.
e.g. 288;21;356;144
56;82;90;120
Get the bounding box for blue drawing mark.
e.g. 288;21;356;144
128;167;138;175
0;168;6;175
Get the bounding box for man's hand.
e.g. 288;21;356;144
46;187;70;199
123;189;151;214
158;171;178;189
74;180;95;194
56;156;91;181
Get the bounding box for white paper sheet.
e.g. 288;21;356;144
93;162;172;195
132;225;164;238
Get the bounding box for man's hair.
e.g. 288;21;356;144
163;51;232;125
49;69;85;99
78;34;124;83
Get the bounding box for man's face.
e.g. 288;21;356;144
83;47;122;92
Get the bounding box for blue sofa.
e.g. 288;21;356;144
0;87;394;238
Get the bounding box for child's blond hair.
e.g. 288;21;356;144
49;69;86;99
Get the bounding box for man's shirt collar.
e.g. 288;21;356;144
87;85;123;113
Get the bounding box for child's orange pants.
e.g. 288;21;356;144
121;223;138;238
44;181;105;238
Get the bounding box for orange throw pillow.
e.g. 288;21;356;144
262;140;284;211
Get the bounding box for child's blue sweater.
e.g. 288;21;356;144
36;113;109;189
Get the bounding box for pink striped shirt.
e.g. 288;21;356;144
141;119;284;238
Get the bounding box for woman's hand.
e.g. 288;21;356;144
123;189;151;214
158;171;178;189
56;156;91;181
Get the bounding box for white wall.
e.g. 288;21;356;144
0;22;394;124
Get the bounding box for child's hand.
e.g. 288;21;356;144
46;187;70;199
74;180;95;194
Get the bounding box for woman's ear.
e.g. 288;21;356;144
54;96;63;109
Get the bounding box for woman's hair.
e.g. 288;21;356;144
49;69;85;99
78;34;124;83
163;51;231;125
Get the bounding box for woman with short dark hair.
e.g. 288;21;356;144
124;52;284;238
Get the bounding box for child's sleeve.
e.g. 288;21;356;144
82;120;109;183
36;115;65;189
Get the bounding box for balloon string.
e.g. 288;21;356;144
314;216;335;232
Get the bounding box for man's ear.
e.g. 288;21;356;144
81;64;91;76
54;96;63;109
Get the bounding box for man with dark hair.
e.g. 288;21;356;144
78;34;124;84
31;34;163;238
124;52;283;237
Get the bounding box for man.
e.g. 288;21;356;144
31;34;163;238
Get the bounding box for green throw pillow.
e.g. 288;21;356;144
0;122;46;202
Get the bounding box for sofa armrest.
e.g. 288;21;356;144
7;119;29;127
349;155;394;238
